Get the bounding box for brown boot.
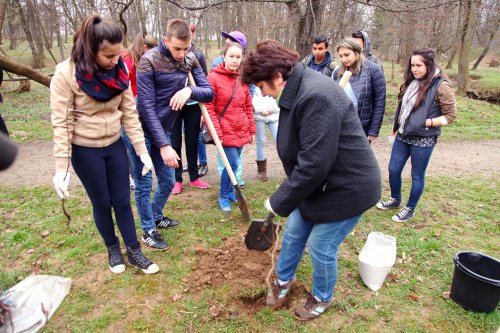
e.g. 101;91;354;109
256;159;268;181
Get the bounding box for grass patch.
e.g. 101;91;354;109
0;175;499;332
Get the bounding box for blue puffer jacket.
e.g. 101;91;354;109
136;40;214;148
333;60;386;137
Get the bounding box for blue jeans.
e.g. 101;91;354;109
388;138;435;209
276;209;362;302
220;147;242;197
255;120;278;161
71;139;139;247
123;131;175;233
217;148;243;181
198;132;207;165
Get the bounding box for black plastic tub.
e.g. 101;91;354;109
450;251;500;313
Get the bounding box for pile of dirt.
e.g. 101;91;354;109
184;232;308;318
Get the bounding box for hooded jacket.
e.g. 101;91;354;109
357;31;383;71
269;64;381;222
205;63;256;147
301;51;336;77
136;39;214;149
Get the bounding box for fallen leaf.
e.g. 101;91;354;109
416;276;423;283
408;293;420;302
442;291;451;299
172;294;182;302
41;230;50;238
27;249;34;254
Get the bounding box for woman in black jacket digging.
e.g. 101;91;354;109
241;40;381;321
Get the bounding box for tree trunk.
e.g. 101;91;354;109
13;0;43;68
7;0;16;49
26;0;46;68
0;56;52;87
287;0;323;57
457;0;481;93
471;17;498;70
0;0;7;45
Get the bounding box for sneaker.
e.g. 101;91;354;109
182;165;188;172
227;192;238;203
129;176;135;191
172;182;182;194
392;206;416;222
189;178;210;189
294;293;333;321
106;241;125;274
219;197;231;212
198;163;208;177
376;198;401;210
238;179;245;188
141;230;169;250
125;245;159;274
155;216;180;229
266;278;296;308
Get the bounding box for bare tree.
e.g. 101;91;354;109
472;0;499;70
457;0;482;93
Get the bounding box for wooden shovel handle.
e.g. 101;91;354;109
187;73;239;186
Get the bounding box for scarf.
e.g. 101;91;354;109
398;79;420;134
75;57;129;102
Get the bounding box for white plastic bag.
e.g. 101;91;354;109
358;232;397;291
0;275;72;333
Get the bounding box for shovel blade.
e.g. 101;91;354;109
245;213;281;251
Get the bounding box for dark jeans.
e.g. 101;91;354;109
170;103;202;183
71;139;139;247
388;138;435;209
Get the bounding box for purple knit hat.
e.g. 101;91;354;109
221;31;247;49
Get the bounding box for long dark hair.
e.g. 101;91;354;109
71;14;123;75
241;40;299;85
398;48;444;110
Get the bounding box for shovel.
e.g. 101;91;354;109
245;212;281;251
244;71;354;251
187;73;250;221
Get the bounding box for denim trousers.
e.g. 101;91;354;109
255;120;278;161
276;209;362;302
123;130;175;233
217;148;243;181
170;104;202;183
219;146;242;197
388;138;435;208
198;131;207;164
71;139;139;247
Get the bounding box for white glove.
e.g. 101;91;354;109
140;154;153;176
53;171;70;199
264;198;277;215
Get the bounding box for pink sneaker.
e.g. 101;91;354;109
172;182;182;194
189;178;210;189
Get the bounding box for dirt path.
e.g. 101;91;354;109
0;139;499;188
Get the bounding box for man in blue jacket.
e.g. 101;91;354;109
301;35;336;77
129;19;214;250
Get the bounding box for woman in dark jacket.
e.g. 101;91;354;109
241;40;380;321
206;42;256;212
376;48;456;222
333;38;386;142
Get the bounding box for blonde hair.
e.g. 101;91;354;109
336;38;365;77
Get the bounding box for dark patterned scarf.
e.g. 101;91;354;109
75;57;129;102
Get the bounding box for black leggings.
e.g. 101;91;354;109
71;139;139;247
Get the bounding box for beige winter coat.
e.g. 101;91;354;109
50;59;147;172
